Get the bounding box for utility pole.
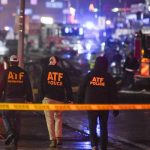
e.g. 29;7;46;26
17;0;25;68
76;0;79;21
98;0;102;16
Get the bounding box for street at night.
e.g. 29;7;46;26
0;109;150;150
0;0;150;150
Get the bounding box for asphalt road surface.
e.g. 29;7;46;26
0;110;150;150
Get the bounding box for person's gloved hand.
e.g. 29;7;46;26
113;110;119;117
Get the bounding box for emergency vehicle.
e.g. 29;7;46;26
134;28;150;78
40;23;84;53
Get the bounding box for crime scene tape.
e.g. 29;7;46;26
0;103;150;110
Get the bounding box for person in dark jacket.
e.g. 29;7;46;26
122;52;139;90
0;56;9;139
39;55;73;148
0;56;9;80
0;55;33;147
78;56;119;150
112;51;123;75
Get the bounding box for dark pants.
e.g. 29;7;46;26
2;110;21;142
87;111;109;150
115;62;122;75
122;71;134;89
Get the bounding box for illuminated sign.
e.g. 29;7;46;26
30;0;38;5
1;0;8;5
25;8;32;15
45;2;63;9
130;3;144;13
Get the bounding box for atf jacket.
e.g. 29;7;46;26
0;66;33;102
78;70;118;104
39;65;73;102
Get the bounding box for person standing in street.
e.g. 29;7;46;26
122;52;139;90
78;56;119;150
112;51;123;76
0;56;9;78
0;56;9;139
38;55;73;148
0;55;33;147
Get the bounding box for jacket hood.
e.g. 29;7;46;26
93;56;108;72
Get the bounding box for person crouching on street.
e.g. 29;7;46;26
38;55;73;148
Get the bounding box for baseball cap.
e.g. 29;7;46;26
10;55;19;62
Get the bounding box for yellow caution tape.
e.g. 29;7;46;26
0;103;150;110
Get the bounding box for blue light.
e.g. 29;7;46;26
79;27;84;35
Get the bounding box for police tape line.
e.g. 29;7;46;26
0;103;150;110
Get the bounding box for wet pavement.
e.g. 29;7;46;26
0;110;150;150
